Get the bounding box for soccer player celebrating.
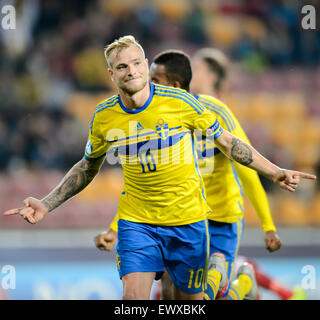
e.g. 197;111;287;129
95;49;316;300
95;50;273;300
4;36;316;301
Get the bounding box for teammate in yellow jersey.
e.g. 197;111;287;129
191;48;309;300
4;36;316;301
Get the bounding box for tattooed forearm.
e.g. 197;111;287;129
41;158;103;212
231;137;253;166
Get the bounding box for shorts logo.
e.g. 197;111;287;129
156;118;169;140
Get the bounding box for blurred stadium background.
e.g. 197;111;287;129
0;0;319;300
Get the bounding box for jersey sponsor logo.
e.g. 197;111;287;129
156;118;169;140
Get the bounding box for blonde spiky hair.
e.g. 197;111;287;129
104;35;145;69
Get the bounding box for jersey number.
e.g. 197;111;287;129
138;150;157;173
188;268;204;289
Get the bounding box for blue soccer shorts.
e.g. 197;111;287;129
208;217;245;296
116;218;210;295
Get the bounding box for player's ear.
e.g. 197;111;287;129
108;68;114;82
172;80;182;89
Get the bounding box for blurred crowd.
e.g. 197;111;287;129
0;0;319;188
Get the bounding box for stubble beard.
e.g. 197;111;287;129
119;77;148;96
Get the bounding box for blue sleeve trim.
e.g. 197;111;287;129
84;153;106;161
205;119;221;137
213;127;224;140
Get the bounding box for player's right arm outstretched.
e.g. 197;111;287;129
229;121;282;251
214;129;317;191
3;157;104;224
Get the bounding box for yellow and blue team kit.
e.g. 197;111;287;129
194;93;276;297
194;93;275;231
194;93;245;296
84;82;222;293
104;86;276;295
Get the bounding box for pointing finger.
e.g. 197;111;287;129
293;172;317;180
3;207;24;216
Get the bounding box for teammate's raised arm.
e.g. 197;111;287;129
214;129;316;191
3;157;104;224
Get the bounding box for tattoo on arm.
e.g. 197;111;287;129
41;158;103;212
231;137;253;166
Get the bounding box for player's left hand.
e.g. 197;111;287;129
94;229;117;251
264;230;282;252
273;169;316;192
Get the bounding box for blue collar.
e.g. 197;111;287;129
118;82;154;114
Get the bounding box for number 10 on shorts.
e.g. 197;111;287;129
188;268;204;289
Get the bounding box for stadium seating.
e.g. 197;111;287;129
1;0;319;230
154;0;191;20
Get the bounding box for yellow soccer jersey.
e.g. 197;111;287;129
195;94;276;231
84;83;222;226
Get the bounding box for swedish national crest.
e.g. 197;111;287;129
156;119;169;140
